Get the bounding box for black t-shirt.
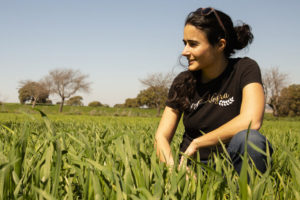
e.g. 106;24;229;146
166;57;263;156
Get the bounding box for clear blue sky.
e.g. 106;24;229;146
1;0;299;106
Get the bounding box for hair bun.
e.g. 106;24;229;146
234;23;254;50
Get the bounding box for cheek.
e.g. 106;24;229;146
195;46;209;56
194;49;209;60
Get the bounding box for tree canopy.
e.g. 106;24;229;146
88;101;103;107
18;80;49;107
124;98;139;108
138;72;174;116
45;69;90;112
137;86;168;109
278;84;300;117
66;96;84;106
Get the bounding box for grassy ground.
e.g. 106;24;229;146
0;106;300;199
0;103;158;117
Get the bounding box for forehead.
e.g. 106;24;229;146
183;24;208;41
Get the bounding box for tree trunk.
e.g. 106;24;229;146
32;100;36;108
59;97;65;113
272;106;279;117
156;106;161;117
269;96;280;117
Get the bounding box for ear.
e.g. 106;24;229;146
217;38;226;52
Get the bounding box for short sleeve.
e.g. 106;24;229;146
165;71;188;110
238;57;263;90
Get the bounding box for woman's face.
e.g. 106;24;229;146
182;24;220;71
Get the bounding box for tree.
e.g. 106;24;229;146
262;67;288;116
137;86;169;115
139;72;174;116
124;98;139;108
278;84;300;117
114;104;125;108
139;72;174;90
66;96;84;106
45;69;90;112
88;101;103;107
18;80;49;108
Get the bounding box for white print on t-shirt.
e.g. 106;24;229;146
190;93;235;110
219;97;234;106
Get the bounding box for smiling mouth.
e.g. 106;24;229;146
189;60;195;65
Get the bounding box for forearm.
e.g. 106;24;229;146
155;136;174;165
193;83;264;149
193;113;261;149
154;106;181;165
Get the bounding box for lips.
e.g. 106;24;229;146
189;60;195;65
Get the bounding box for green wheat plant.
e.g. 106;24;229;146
0;111;300;199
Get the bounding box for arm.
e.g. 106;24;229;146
183;82;265;157
155;106;181;165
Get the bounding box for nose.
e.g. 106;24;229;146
182;45;190;57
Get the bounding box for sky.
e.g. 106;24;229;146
1;0;299;106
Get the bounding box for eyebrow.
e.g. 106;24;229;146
183;39;199;44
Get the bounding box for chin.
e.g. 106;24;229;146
188;65;201;71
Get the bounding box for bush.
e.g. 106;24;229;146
114;104;124;108
88;101;102;107
66;96;84;106
45;99;53;105
278;84;300;116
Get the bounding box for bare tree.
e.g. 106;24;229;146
140;72;174;89
40;75;53;94
18;80;49;108
45;69;90;112
262;67;288;116
139;72;175;116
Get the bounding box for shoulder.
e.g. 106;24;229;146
232;57;260;69
230;57;262;89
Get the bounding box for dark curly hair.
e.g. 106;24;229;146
167;8;254;112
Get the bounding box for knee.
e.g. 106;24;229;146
228;129;273;174
228;129;273;155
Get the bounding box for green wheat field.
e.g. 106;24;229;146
0;104;300;199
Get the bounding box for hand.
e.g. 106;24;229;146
179;140;199;167
177;140;199;181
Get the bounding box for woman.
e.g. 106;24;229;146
154;7;273;174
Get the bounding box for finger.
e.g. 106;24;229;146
184;148;193;157
185;166;192;181
179;156;184;168
179;154;187;170
187;148;196;157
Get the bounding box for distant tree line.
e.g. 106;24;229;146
117;67;300;118
17;68;112;112
115;72;174;116
114;68;300;117
15;67;299;117
263;67;300;117
18;68;92;112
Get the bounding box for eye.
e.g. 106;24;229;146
189;41;198;47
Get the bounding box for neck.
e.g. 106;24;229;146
201;55;228;83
